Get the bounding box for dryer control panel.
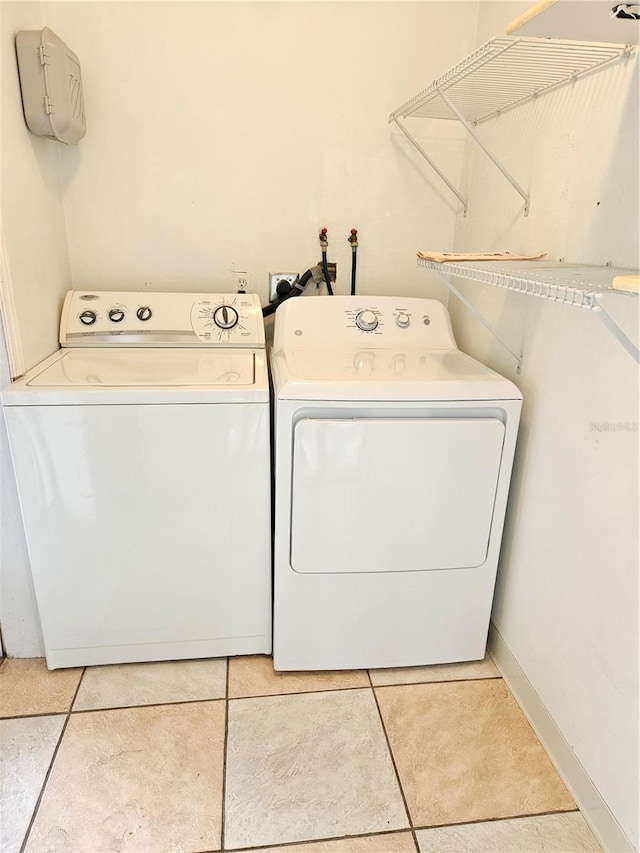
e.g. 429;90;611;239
273;295;457;350
60;291;265;348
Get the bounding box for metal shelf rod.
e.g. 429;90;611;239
432;269;523;370
392;118;468;215
435;88;531;215
592;297;640;363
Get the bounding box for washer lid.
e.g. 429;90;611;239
270;347;522;401
30;349;255;386
3;348;268;405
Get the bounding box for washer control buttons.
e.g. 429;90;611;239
355;309;378;332
137;306;152;321
396;312;410;328
213;305;239;330
79;310;97;326
108;308;125;323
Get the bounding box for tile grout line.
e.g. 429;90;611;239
222;826;422;852
221;657;230;853
412;805;581;833
206;809;585;853
226;673;501;704
68;693;227;716
1;710;69;722
215;806;585;852
367;670;421;853
19;666;87;853
1;672;501;721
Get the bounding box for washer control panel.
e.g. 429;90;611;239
61;291;265;348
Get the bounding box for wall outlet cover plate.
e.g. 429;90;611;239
269;273;298;302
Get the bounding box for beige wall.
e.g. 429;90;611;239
1;2;71;373
451;3;639;848
47;1;477;303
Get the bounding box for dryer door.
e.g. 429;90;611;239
290;417;505;574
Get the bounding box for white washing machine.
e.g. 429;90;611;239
3;291;271;669
271;295;522;671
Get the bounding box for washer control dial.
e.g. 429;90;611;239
79;310;97;326
213;305;239;330
108;308;125;323
396;312;410;329
137;306;152;321
355;309;378;332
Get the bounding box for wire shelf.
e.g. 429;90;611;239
418;259;638;307
390;37;632;126
420;259;639;364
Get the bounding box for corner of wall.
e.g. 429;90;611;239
489;623;636;853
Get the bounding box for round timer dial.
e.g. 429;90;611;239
213;305;239;330
355;309;378;332
191;300;245;340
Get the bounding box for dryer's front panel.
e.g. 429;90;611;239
290;417;505;575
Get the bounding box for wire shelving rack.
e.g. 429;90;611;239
390;37;635;216
420;259;639;366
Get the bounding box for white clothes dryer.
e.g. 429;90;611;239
3;291;271;668
270;295;522;671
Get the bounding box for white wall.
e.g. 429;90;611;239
0;1;72;657
450;3;639;848
1;2;72;372
46;1;477;302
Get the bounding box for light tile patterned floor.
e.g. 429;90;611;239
0;655;601;853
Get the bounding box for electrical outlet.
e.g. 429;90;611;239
269;272;298;302
232;271;251;293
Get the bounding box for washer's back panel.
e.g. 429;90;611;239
61;291;265;347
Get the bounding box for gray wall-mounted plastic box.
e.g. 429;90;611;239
15;27;86;144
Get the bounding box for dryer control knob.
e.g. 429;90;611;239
396;312;410;328
355;310;378;332
213;305;239;330
79;310;97;326
108;309;125;323
137;306;152;321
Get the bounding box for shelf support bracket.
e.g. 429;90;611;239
592;296;639;364
393;118;468;216
434;269;523;371
435;88;531;216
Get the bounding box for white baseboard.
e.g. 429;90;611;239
488;624;635;853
